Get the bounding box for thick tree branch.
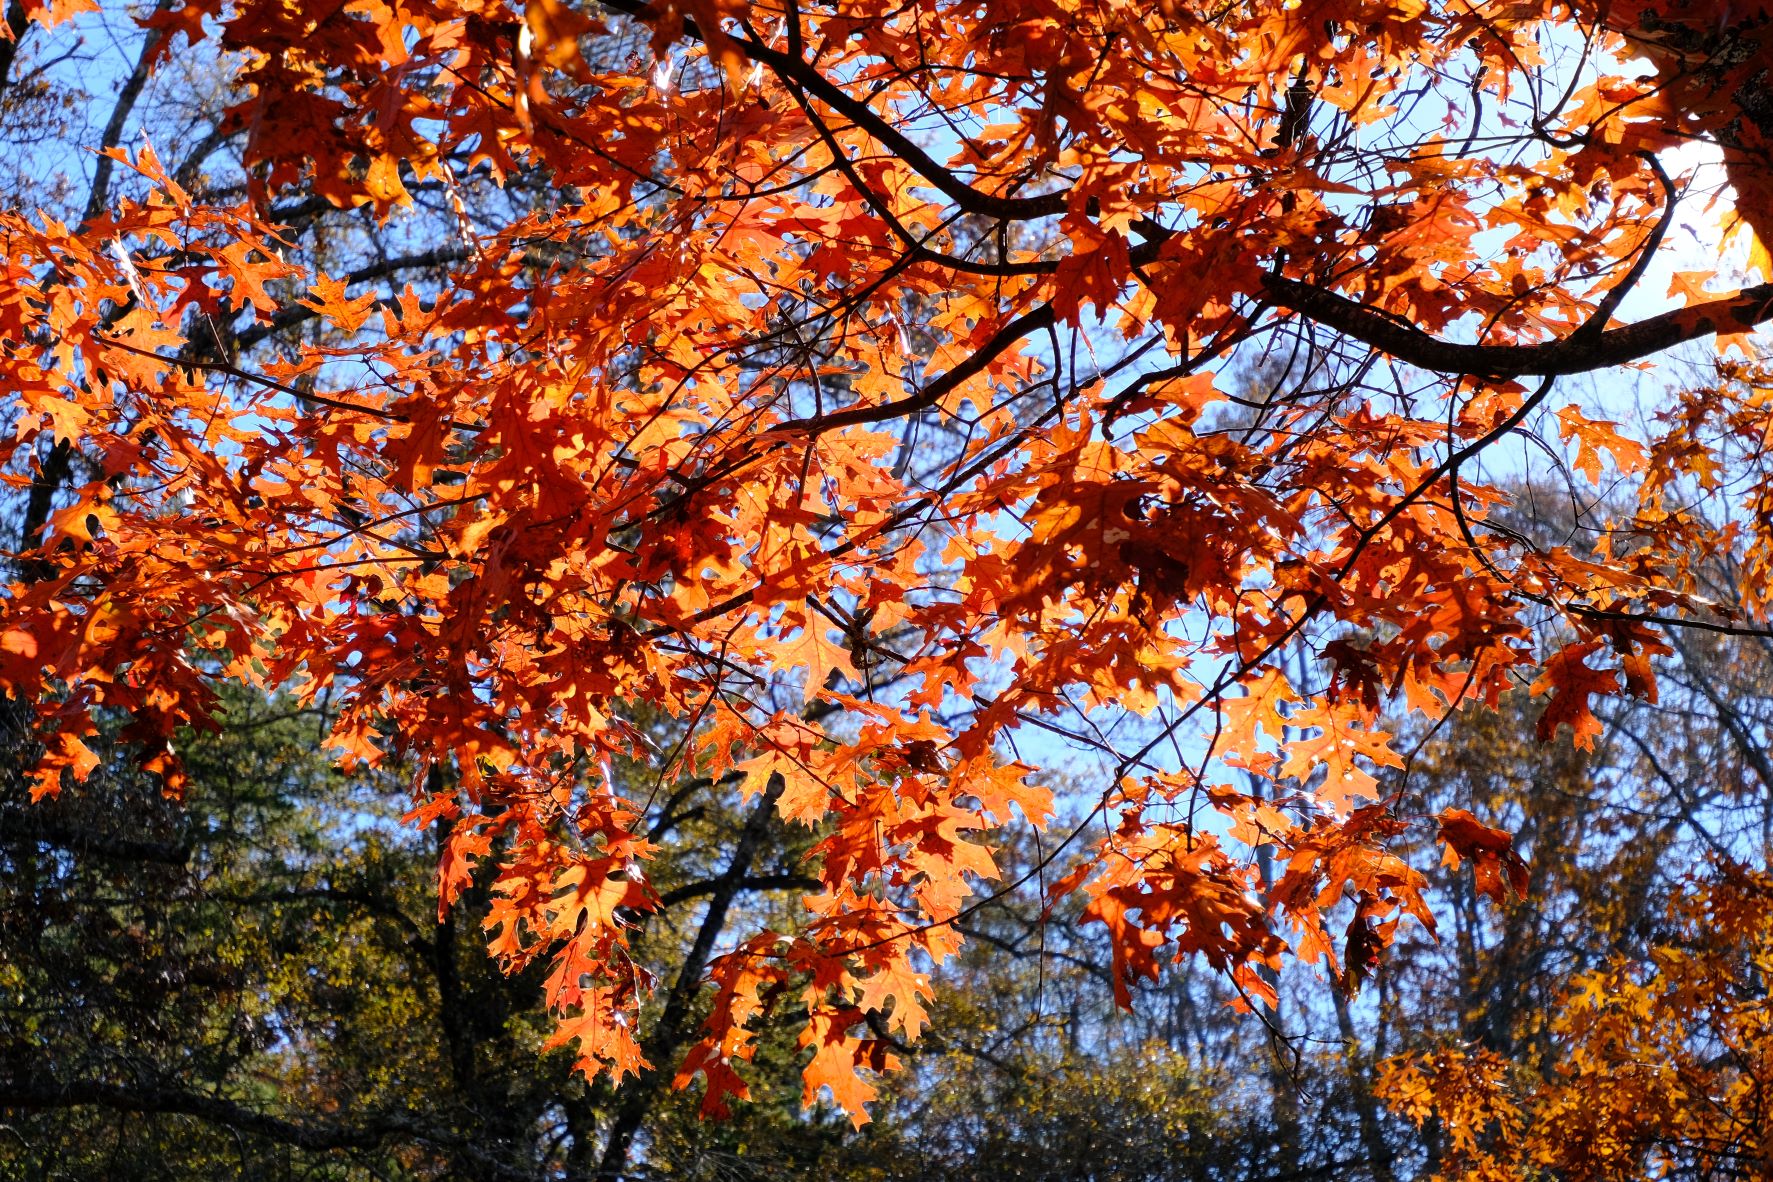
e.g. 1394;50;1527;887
0;0;29;98
1261;273;1773;378
80;0;174;228
1573;151;1677;345
3;815;190;864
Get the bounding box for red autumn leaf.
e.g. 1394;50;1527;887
1437;809;1530;905
1531;641;1619;751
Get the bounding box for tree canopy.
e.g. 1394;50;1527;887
2;0;1772;1166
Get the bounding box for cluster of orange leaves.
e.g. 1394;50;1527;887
1378;866;1773;1180
3;0;1772;1121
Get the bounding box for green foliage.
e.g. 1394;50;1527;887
2;695;575;1180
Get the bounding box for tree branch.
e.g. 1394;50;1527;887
0;0;30;99
81;0;175;229
771;303;1056;436
1;1077;419;1154
3;815;190;864
596;774;787;1180
1261;273;1773;378
228;246;471;354
596;0;1067;222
